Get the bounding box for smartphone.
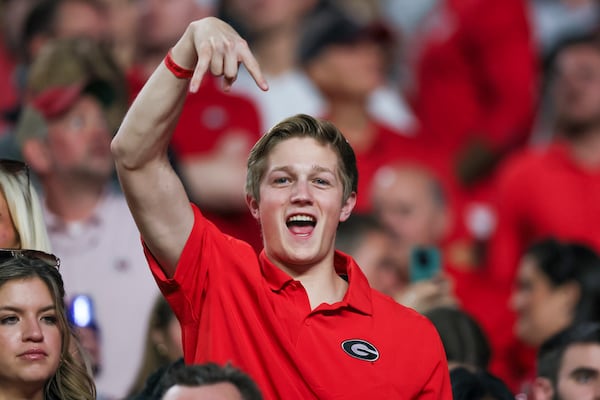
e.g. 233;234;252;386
409;246;442;282
68;294;96;328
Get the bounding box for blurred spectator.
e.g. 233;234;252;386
299;1;422;213
127;295;183;398
335;213;405;296
509;238;600;394
369;161;518;385
0;0;41;135
533;322;600;400
130;0;264;251
488;33;600;289
450;367;514;400
403;0;538;188
102;0;140;70
0;159;51;250
152;361;263;400
511;238;600;348
13;37;158;398
1;0;126;159
220;0;322;131
529;0;600;60
425;306;491;372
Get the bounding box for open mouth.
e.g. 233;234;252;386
286;214;316;235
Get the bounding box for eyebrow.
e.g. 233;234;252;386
570;367;599;378
270;165;336;175
0;304;56;313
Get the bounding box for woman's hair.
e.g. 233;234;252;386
246;113;358;204
0;161;52;251
424;306;491;371
126;295;178;397
450;367;514;400
525;238;600;325
0;255;95;400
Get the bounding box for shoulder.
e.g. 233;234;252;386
371;290;439;336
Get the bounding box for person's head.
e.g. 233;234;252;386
534;322;600;400
15;37;126;187
128;295;183;397
549;33;600;139
0;159;51;251
245;114;357;269
450;367;514;400
370;163;450;268
137;0;216;55
300;2;394;101
510;238;600;347
23;0;110;62
0;249;95;400
425;306;491;372
335;213;405;295
222;0;316;40
155;362;262;400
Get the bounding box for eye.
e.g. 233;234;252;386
41;314;58;325
68;115;85;131
0;315;19;325
313;178;330;186
273;176;291;185
573;369;597;384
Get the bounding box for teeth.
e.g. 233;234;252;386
287;215;315;222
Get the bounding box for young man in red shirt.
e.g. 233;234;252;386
112;17;451;399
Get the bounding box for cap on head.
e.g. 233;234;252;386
298;1;395;65
14;36;127;147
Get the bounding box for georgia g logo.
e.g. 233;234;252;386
341;339;380;362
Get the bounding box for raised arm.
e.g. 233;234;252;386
111;17;267;277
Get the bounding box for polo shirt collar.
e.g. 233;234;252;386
259;250;373;315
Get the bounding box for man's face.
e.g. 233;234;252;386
307;39;385;100
248;137;355;272
556;343;600;400
227;0;316;35
371;167;445;266
45;95;114;182
553;44;600;133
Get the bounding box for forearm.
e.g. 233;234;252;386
111;32;195;170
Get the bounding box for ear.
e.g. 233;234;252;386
246;194;260;221
530;377;554;400
21;139;51;175
339;192;356;222
559;281;581;311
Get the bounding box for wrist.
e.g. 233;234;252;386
164;48;194;79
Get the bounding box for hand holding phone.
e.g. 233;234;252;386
409;246;442;282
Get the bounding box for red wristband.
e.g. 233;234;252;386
164;49;194;79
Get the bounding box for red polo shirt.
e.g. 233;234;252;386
145;204;451;399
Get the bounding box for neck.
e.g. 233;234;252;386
278;253;348;310
567;130;600;170
327;101;374;152
43;176;107;222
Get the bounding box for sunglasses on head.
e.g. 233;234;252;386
0;249;60;270
0;159;30;182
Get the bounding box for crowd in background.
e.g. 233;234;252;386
1;0;600;398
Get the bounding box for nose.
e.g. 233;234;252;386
22;318;44;342
290;179;313;205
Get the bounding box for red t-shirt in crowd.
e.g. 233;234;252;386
145;204;452;399
409;0;538;158
488;141;600;288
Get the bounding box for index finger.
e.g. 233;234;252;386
239;46;268;92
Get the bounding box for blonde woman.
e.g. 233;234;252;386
0;159;51;250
